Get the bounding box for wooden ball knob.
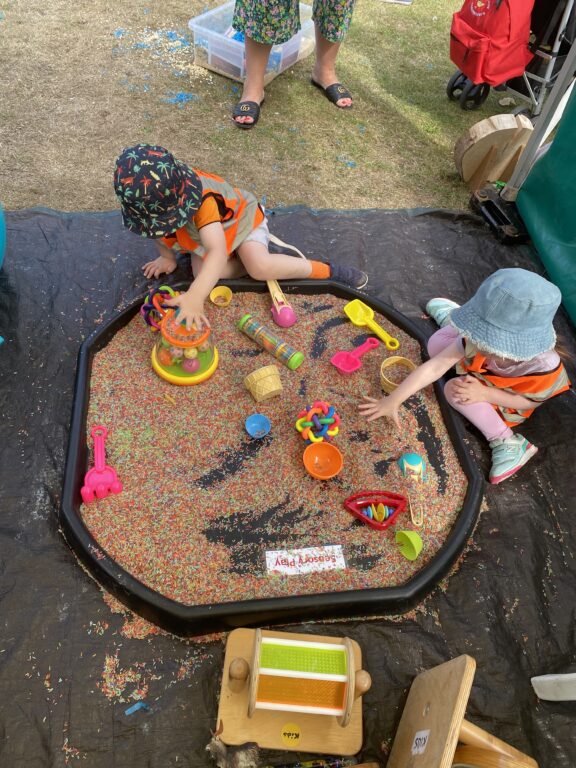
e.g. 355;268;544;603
228;657;250;692
354;669;372;697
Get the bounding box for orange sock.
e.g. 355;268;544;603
308;260;331;279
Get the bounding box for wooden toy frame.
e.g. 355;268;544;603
216;628;369;755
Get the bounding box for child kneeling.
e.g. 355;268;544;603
360;268;571;484
114;144;367;330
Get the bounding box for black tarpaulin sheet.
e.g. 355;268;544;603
0;206;575;768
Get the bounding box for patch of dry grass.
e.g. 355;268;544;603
0;0;514;212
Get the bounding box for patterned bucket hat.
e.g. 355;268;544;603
450;268;561;361
114;144;203;238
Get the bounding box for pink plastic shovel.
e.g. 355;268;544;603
330;337;380;374
80;425;123;503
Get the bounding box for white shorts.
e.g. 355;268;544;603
242;217;270;247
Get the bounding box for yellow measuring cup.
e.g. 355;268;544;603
343;299;400;351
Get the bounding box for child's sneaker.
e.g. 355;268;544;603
426;298;460;328
329;262;369;290
488;434;538;484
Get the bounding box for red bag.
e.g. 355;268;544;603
450;0;535;85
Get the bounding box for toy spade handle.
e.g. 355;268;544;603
365;318;399;350
91;426;108;471
351;337;380;359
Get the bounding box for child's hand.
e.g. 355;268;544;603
142;254;177;279
358;395;401;427
451;375;487;404
163;293;210;331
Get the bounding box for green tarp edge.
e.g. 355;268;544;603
517;87;576;328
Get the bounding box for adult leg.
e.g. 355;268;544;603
233;37;270;126
312;0;355;107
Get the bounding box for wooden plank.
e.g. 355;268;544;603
386;655;476;768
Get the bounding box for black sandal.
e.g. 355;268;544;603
310;79;353;109
232;100;264;129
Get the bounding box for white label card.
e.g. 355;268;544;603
411;729;430;755
265;545;346;575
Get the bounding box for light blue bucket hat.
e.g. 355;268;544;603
450;268;561;361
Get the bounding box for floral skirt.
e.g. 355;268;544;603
232;0;356;45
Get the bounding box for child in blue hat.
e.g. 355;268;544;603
114;144;367;330
360;269;571;484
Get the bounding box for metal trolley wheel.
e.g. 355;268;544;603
447;69;491;110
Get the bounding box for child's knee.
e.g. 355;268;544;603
241;252;270;282
443;378;459;405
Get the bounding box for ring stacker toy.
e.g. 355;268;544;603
344;491;407;531
395;530;423;561
244;365;283;403
343;299;399;351
380;356;417;393
210;285;233;307
81;425;123;503
331;337;379;375
303;442;344;480
215;628;371;754
267;280;297;328
245;413;271;439
140;285;177;331
238;314;304;370
387;655;539;768
152;305;219;385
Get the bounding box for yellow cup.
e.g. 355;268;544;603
209;286;233;307
395;530;423;561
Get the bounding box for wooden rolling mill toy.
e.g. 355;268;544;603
215;628;371;755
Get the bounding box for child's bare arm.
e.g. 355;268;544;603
163;222;228;329
359;339;463;427
142;241;178;279
451;376;541;410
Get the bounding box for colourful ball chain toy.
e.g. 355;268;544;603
140;285;177;331
295;401;341;444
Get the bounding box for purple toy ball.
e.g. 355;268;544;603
271;305;297;328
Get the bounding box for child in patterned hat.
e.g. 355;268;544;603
360;269;571;484
114;144;367;330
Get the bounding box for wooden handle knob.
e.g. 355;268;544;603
354;669;372;697
228;657;250;692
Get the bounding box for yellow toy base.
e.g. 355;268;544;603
216;628;364;755
151;346;219;386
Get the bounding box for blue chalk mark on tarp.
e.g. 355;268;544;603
125;701;150;716
114;28;127;38
163;91;199;107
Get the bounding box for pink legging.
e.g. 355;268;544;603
427;327;513;442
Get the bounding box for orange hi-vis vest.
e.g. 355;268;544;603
459;352;571;426
161;169;264;258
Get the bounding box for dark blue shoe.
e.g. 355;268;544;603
329;262;368;290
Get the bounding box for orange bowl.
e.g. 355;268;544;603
303;442;343;480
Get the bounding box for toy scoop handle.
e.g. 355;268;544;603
365;318;399;350
351;337;380;359
91;426;108;471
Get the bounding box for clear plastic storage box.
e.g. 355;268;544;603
189;2;315;84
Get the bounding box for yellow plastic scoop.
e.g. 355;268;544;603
343;299;400;351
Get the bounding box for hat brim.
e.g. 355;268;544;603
120;163;203;239
450;304;557;361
